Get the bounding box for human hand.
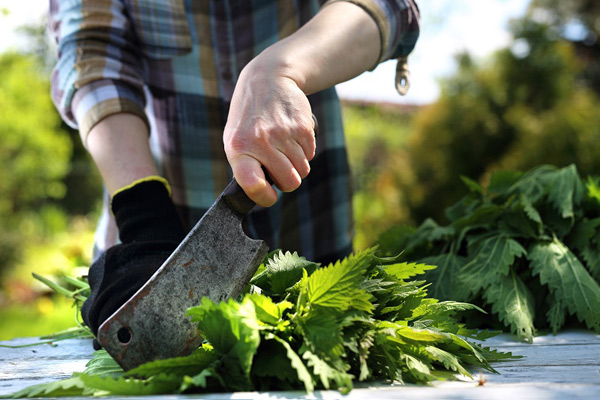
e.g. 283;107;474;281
81;177;185;336
223;63;316;207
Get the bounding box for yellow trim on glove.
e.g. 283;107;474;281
111;175;172;200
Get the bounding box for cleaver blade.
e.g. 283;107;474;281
96;178;268;371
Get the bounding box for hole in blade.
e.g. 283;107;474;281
117;327;132;344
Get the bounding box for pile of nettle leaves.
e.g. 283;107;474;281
11;249;516;397
378;164;600;342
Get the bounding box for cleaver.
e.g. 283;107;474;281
96;116;317;371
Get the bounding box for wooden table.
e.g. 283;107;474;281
1;330;599;399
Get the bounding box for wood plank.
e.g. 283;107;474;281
1;330;599;399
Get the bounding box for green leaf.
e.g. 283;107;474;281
303;250;373;313
586;176;600;204
456;236;527;299
546;296;566;335
566;218;600;251
487;169;522;195
581;242;600;281
424;346;471;377
296;309;345;359
528;239;600;332
83;350;124;378
302;351;353;393
187;297;261;379
482;268;536;342
264;251;319;294
125;344;217;378
383;262;437;281
78;373;181;396
10;377;86;398
246;293;292;326
451;203;503;230
460;175;483;194
403;354;436;382
267;334;314;393
421;253;467;300
396;326;449;343
542;164;584;219
252;338;301;384
508;164;556;203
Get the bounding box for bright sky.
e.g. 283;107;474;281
1;0;531;104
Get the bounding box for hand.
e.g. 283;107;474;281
81;178;186;336
223;64;316;207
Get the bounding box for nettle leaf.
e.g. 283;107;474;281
528;239;600;332
566;218;600;252
187;297;260;378
586;176;600;204
417;301;486;319
246;293;292;326
483;268;536;342
456;236;527;300
303;350;353;393
125;344;217;379
542;164;584;219
508;164;556;203
83;350;123;378
303;250;373;313
546;296;566;335
268;251;319;293
78;373;180;396
296;308;345;359
267;334;314;393
487;169;522;195
9;377;87;398
581;243;600;281
421;253;467;300
383;262;437;281
451;203;503;231
252;337;301;385
460;175;483;194
424;346;471;377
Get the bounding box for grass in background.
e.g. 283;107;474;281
0;216;95;340
0;295;77;340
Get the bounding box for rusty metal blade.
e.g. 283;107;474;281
96;179;268;371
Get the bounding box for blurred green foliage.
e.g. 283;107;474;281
342;103;414;250
351;19;600;237
0;52;72;275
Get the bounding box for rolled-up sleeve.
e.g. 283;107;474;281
49;0;149;144
324;0;420;69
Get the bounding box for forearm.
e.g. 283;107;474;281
86;113;158;195
243;2;380;95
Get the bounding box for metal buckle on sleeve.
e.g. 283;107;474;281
395;56;410;95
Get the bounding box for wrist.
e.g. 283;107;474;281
244;45;309;93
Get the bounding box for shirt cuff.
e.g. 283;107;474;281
71;79;150;146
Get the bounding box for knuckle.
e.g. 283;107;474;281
278;173;302;193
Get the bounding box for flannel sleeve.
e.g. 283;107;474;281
49;0;149;145
323;0;420;70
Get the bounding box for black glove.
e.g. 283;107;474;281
81;177;186;338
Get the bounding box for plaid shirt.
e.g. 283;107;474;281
49;0;420;263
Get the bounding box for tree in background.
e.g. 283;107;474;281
383;17;600;227
0;52;72;275
529;0;600;94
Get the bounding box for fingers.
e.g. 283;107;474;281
224;116;316;207
229;155;279;207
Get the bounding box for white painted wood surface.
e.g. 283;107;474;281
1;330;599;399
